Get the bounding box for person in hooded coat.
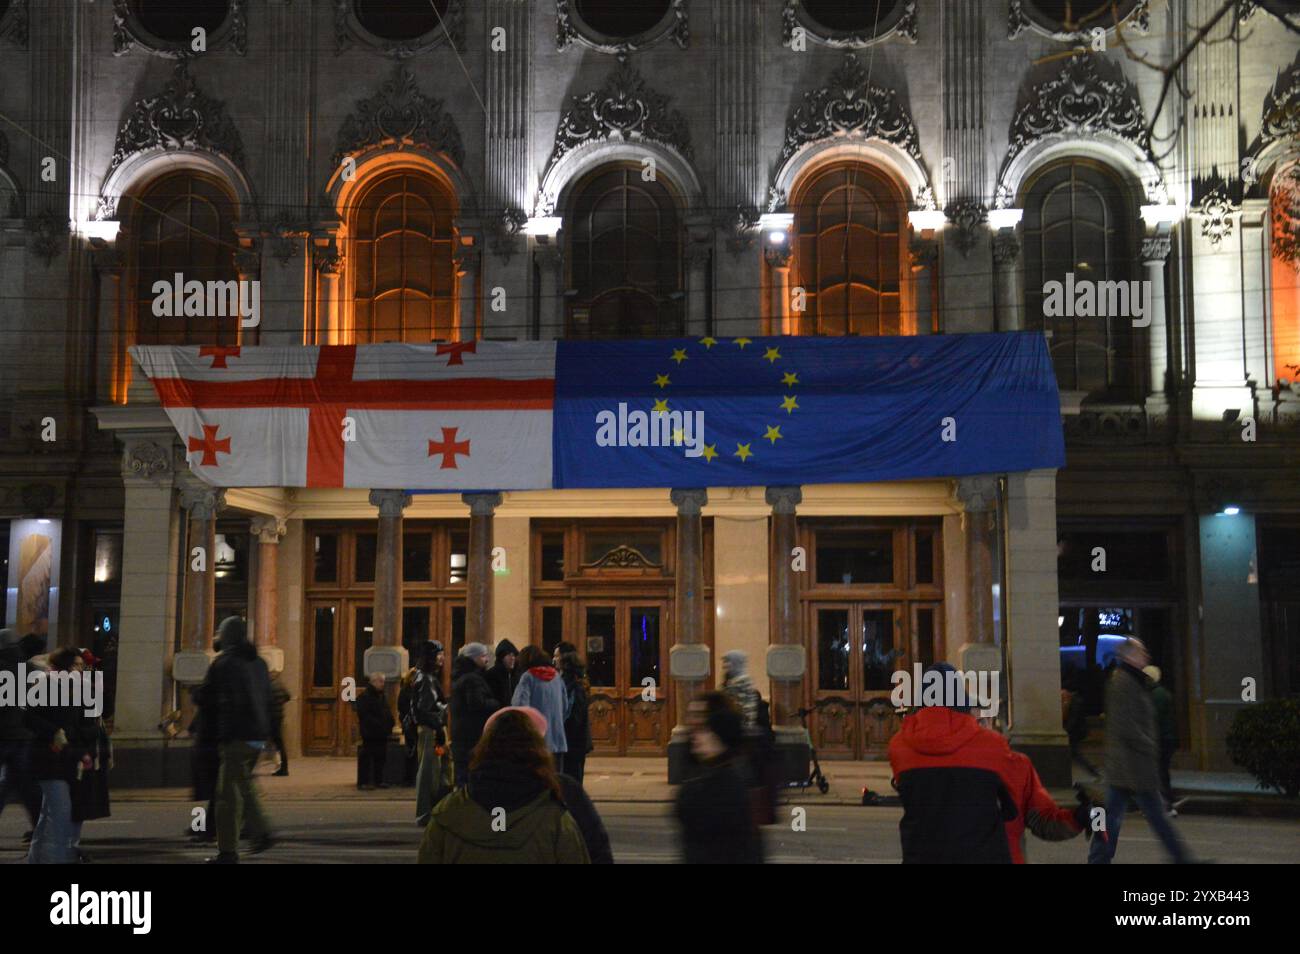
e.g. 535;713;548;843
554;642;592;782
449;643;500;787
510;645;568;757
418;707;589;864
0;628;42;837
192;616;275;863
675;692;764;864
485;639;521;709
887;663;1018;864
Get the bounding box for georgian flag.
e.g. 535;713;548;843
131;342;556;489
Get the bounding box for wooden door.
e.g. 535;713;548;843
303;600;341;755
579;600;670;755
809;602;907;759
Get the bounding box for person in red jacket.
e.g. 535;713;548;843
998;748;1093;863
888;664;1018;864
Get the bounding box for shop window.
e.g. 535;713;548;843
815;529;893;585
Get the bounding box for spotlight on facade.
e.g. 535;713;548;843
908;209;946;232
523;216;562;238
77;219;121;242
987;208;1023;230
1140;204;1183;230
1219;505;1241;516
767;230;787;246
758;212;793;246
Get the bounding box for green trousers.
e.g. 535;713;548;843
216;740;270;855
415;728;452;823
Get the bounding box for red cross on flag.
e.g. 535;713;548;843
131;342;556;489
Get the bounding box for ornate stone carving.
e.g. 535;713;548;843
1009;0;1148;40
764;244;792;269
1196;182;1238;246
462;491;502;517
783;0;918;48
583;544;660;570
333;64;464;168
547;62;693;178
765;486;802;514
0;0;28;49
334;0;464;56
945;201;987;257
250;515;288;544
779;54;924;167
556;0;688;55
123;440;173;479
26;208;69;266
1006;55;1148;164
1271;165;1300;271
368;489;412;517
114;0;246;57
107;60;246;179
179;484;226;519
992;231;1021;268
719;205;759;255
313;247;345;275
908;234;938;267
490;207;528;263
671;487;708;515
1062;407;1149;443
268;210;312;266
1254;57;1300;157
954;475;999;512
1141;234;1172;263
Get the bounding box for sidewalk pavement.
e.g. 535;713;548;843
111;756;1298;817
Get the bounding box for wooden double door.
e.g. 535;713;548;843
303;597;464;756
808;601;942;760
576;599;671;756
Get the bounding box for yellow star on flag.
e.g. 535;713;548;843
671;427;686;446
734;443;753;461
653;399;669;413
701;443;718;462
781;395;799;414
734;337;752;349
699;337;717;349
654;373;670;388
763;425;783;445
671;348;688;364
764;347;781;364
781;371;799;386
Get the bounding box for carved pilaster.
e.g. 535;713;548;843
992;231;1021;267
486;0;531;244
179;484;226;521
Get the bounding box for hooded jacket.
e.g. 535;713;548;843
511;666;568;754
355;684;395;742
888;706;1018;864
484;640;521;709
417;759;589;864
450;655;500;759
192;619;272;744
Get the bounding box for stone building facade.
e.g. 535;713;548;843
0;0;1297;784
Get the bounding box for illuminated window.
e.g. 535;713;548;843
1022;159;1137;397
790;162;905;336
350;171;457;343
125;172;241;347
1271;164;1300;384
566;164;683;338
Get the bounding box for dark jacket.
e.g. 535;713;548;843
675;756;765;864
450;656;500;760
355;684;395;742
269;673;290;729
484;640;521;709
887;706;1018;864
417;759;589;864
1102;663;1161;791
71;716;112;823
25;671;91;782
1150;683;1178;750
561;668;593;756
0;646;31;741
192;629;272;744
411;669;446;735
558;773;613;864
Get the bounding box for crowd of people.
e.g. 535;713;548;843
2;615;1196;865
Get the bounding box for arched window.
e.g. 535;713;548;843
349;171;457;343
1271;164;1300;384
566;164;683;338
125;171;241;347
1022;159;1137;397
790;162;905;336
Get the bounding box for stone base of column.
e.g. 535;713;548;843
667;725;695;784
772;725;812;786
109;736;196;789
1009;730;1072;788
1144;393;1172;431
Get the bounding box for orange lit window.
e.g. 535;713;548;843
1272;166;1300;384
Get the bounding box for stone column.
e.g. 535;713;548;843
765;486;809;782
909;235;938;335
463;493;502;648
1142;233;1172;401
314;247;345;344
765;244;793;334
369;490;411;648
685;242;711;336
667;488;710;782
954;475;999;676
179;484;225;654
536;245;563;340
250;515;287;673
234;245;261;344
91;242;125;403
454;245;481;341
992;230;1024;332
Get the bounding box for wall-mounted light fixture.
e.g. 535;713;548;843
987;208;1023;230
523;216;562;238
908;209;946;232
77;219;121;243
1140;204;1183;230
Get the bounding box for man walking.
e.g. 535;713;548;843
1088;639;1191;864
194;616;275;864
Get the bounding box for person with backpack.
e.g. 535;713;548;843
554;642;593;782
410;641;451;825
417;707;589;865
